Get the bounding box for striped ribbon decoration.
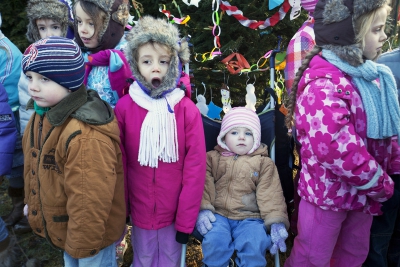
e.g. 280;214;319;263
219;0;291;30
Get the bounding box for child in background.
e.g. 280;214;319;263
20;0;74;135
72;0;132;108
364;43;400;267
22;37;125;267
197;107;289;267
284;0;398;266
115;16;206;267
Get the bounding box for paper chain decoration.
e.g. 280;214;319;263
160;4;191;24
219;0;291;30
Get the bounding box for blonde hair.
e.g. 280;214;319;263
354;2;392;60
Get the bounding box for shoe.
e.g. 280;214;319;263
2;186;24;227
0;235;17;267
13;217;32;235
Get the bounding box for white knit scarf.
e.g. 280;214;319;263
129;82;185;167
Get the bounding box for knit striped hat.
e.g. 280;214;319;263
217;107;261;154
22;37;84;91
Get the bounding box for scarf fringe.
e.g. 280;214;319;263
130;83;184;167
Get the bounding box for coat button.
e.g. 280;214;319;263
32;170;35;175
32;151;37;157
32;210;37;216
36;228;41;233
57;237;62;241
90;249;96;255
32;189;36;195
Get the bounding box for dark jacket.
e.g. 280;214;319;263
23;86;125;259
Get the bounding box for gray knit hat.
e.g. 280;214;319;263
26;0;74;43
73;0;129;53
314;0;387;66
124;16;190;99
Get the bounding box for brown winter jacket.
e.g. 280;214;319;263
201;144;289;230
22;86;125;259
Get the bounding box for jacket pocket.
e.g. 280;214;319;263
42;205;68;248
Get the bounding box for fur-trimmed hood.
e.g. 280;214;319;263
314;0;387;66
73;0;129;53
124;16;190;98
26;0;74;43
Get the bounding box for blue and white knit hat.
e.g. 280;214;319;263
22;37;85;91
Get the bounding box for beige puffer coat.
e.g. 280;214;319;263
201;144;289;230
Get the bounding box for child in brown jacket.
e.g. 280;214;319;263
22;36;125;267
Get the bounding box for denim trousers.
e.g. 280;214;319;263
5;111;24;188
202;214;271;267
0;218;8;243
63;243;117;267
364;176;400;267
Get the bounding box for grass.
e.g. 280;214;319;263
1;178;293;266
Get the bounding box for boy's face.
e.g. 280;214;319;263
75;1;99;48
224;127;254;156
36;19;62;39
363;7;388;61
26;71;70;108
137;43;170;89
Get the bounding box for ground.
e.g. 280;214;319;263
0;179;293;267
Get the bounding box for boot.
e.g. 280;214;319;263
13;217;31;235
0;235;17;267
2;187;24;227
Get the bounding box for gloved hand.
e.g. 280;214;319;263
175;231;189;244
196;210;216;236
269;222;288;255
23;204;28;217
381;188;400;213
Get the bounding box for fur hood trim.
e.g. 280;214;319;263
26;0;74;43
124;16;190;98
314;0;387;66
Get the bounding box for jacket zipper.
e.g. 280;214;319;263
224;155;238;217
152;168;156;230
38;116;44;148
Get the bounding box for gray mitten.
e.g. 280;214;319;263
269;222;288;255
196;210;216;235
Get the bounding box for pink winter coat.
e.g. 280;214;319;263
114;90;206;234
295;55;397;215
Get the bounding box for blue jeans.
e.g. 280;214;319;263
63;243;117;267
5;111;24;188
0;218;9;243
202;214;271;267
364;176;400;267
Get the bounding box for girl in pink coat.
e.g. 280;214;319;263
114;16;206;267
284;0;399;266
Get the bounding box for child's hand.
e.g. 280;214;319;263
23;204;28;217
269;222;288;255
196;210;216;235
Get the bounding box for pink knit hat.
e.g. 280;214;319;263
301;0;318;14
217;107;261;154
